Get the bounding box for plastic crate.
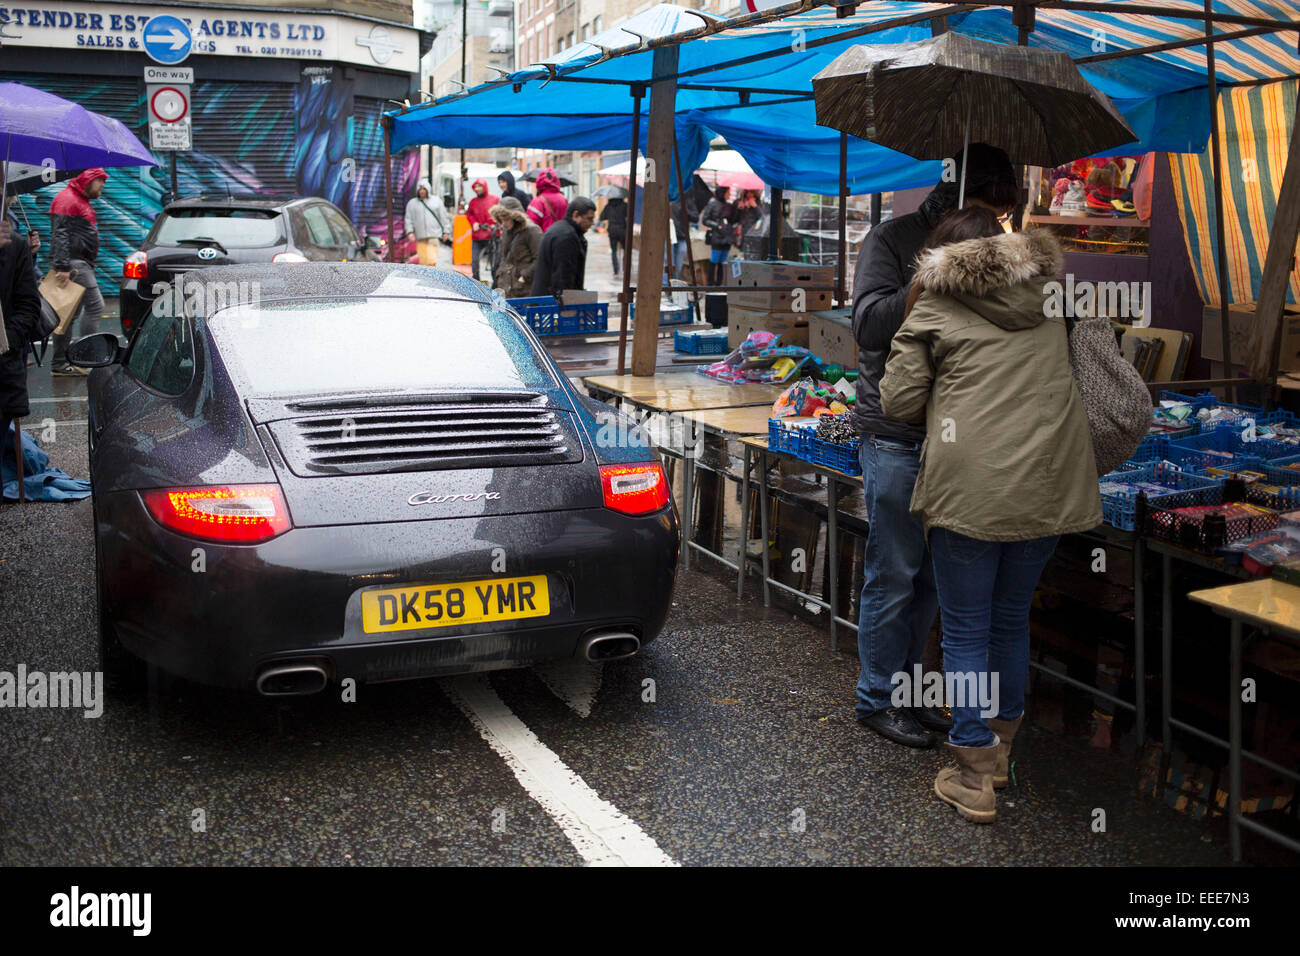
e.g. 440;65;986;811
809;435;862;476
768;419;814;458
1164;428;1298;473
674;328;730;355
1159;390;1264;418
630;302;693;326
1147;502;1278;552
1098;463;1224;531
507;296;608;336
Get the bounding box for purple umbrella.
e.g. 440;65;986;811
0;82;156;171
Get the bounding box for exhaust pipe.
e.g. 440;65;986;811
580;631;640;662
257;662;328;696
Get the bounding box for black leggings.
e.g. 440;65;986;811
610;236;624;273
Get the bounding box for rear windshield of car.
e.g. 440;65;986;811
208;298;560;397
153;208;283;248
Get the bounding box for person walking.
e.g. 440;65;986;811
670;199;690;279
404;179;452;267
489;196;541;299
527;169;569;233
599;196;627;276
731;190;763;249
701;186;734;286
497;170;531;208
880;210;1101;822
466;178;500;283
1;218;42;444
48;168;108;376
850;143;1018;749
530;197;595;300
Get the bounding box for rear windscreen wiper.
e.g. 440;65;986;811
176;237;228;254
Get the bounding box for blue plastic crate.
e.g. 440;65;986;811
768;419;814;458
674;328;730;355
507;296;608;336
1099;463;1224;531
809;435;862;476
1159;390;1264;417
630;302;693;326
1164;428;1298;474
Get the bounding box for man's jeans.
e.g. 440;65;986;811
856;434;940;718
54;258;103;364
929;528;1059;747
471;239;496;282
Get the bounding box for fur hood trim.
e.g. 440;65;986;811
912;228;1063;298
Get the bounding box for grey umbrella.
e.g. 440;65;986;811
812;33;1136;204
592;184;629;199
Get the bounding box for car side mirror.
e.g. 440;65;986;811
67;332;123;367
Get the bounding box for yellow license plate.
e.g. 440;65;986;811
360;575;550;634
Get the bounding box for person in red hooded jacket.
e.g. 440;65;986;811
466;178;499;284
48;168;108;376
526;169;568;233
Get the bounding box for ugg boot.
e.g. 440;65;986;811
934;738;1000;824
989;715;1024;790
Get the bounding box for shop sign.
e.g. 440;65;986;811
0;2;418;72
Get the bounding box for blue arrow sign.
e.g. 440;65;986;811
142;16;192;65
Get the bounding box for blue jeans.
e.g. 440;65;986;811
856;435;939;717
929;528;1060;747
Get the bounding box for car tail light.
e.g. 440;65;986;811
123;251;147;280
599;463;670;516
272;252;308;263
141;484;292;543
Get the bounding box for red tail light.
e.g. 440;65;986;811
141;484;292;543
123;251;147;280
599;463;670;516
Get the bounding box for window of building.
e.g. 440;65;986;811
592;15;601;32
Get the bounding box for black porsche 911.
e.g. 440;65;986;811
70;263;679;695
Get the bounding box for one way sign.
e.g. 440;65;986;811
142;16;192;65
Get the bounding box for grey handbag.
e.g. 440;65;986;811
1068;317;1153;476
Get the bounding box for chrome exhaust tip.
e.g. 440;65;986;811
256;662;329;696
580;631;641;663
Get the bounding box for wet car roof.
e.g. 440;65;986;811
178;262;497;315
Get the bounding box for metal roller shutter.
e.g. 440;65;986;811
189;82;297;195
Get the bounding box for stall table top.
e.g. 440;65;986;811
583;373;782;412
679;405;774;438
1188;578;1300;637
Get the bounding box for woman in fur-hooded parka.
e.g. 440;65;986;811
490;197;541;298
880;228;1101;541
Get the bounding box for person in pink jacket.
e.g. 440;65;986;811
527;169;568;233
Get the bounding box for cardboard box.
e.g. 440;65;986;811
728;305;809;348
809;309;857;367
1200;302;1300;371
725;259;834;312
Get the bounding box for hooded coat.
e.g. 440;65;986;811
466;178;499;241
496;171;531;208
49;168;107;271
600;197;627;242
527;169;568;232
404;179;452;241
490;197;541;298
879;229;1102;541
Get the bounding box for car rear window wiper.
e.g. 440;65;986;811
176;237;229;254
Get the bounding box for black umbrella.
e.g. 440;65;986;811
522;168;578;187
592;184;628;199
813;33;1136;200
2;161;75;196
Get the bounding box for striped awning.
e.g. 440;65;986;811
1171;79;1300;307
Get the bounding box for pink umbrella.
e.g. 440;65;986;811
718;171;764;191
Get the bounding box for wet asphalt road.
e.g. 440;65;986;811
0;376;1233;867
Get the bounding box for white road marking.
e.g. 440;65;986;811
26;396;89;403
532;660;603;718
440;674;676;867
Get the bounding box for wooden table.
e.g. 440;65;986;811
582;373;782;413
1189;578;1300;862
739;436;863;652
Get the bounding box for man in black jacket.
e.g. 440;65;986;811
851;143;1017;748
1;219;43;445
530;196;596;300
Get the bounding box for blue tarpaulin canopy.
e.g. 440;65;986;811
386;1;1300;195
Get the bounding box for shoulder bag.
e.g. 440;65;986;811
1068;317;1153;476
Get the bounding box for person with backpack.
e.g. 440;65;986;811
527;169;569;233
404;179;452;267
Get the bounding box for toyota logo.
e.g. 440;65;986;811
197;247;218;260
